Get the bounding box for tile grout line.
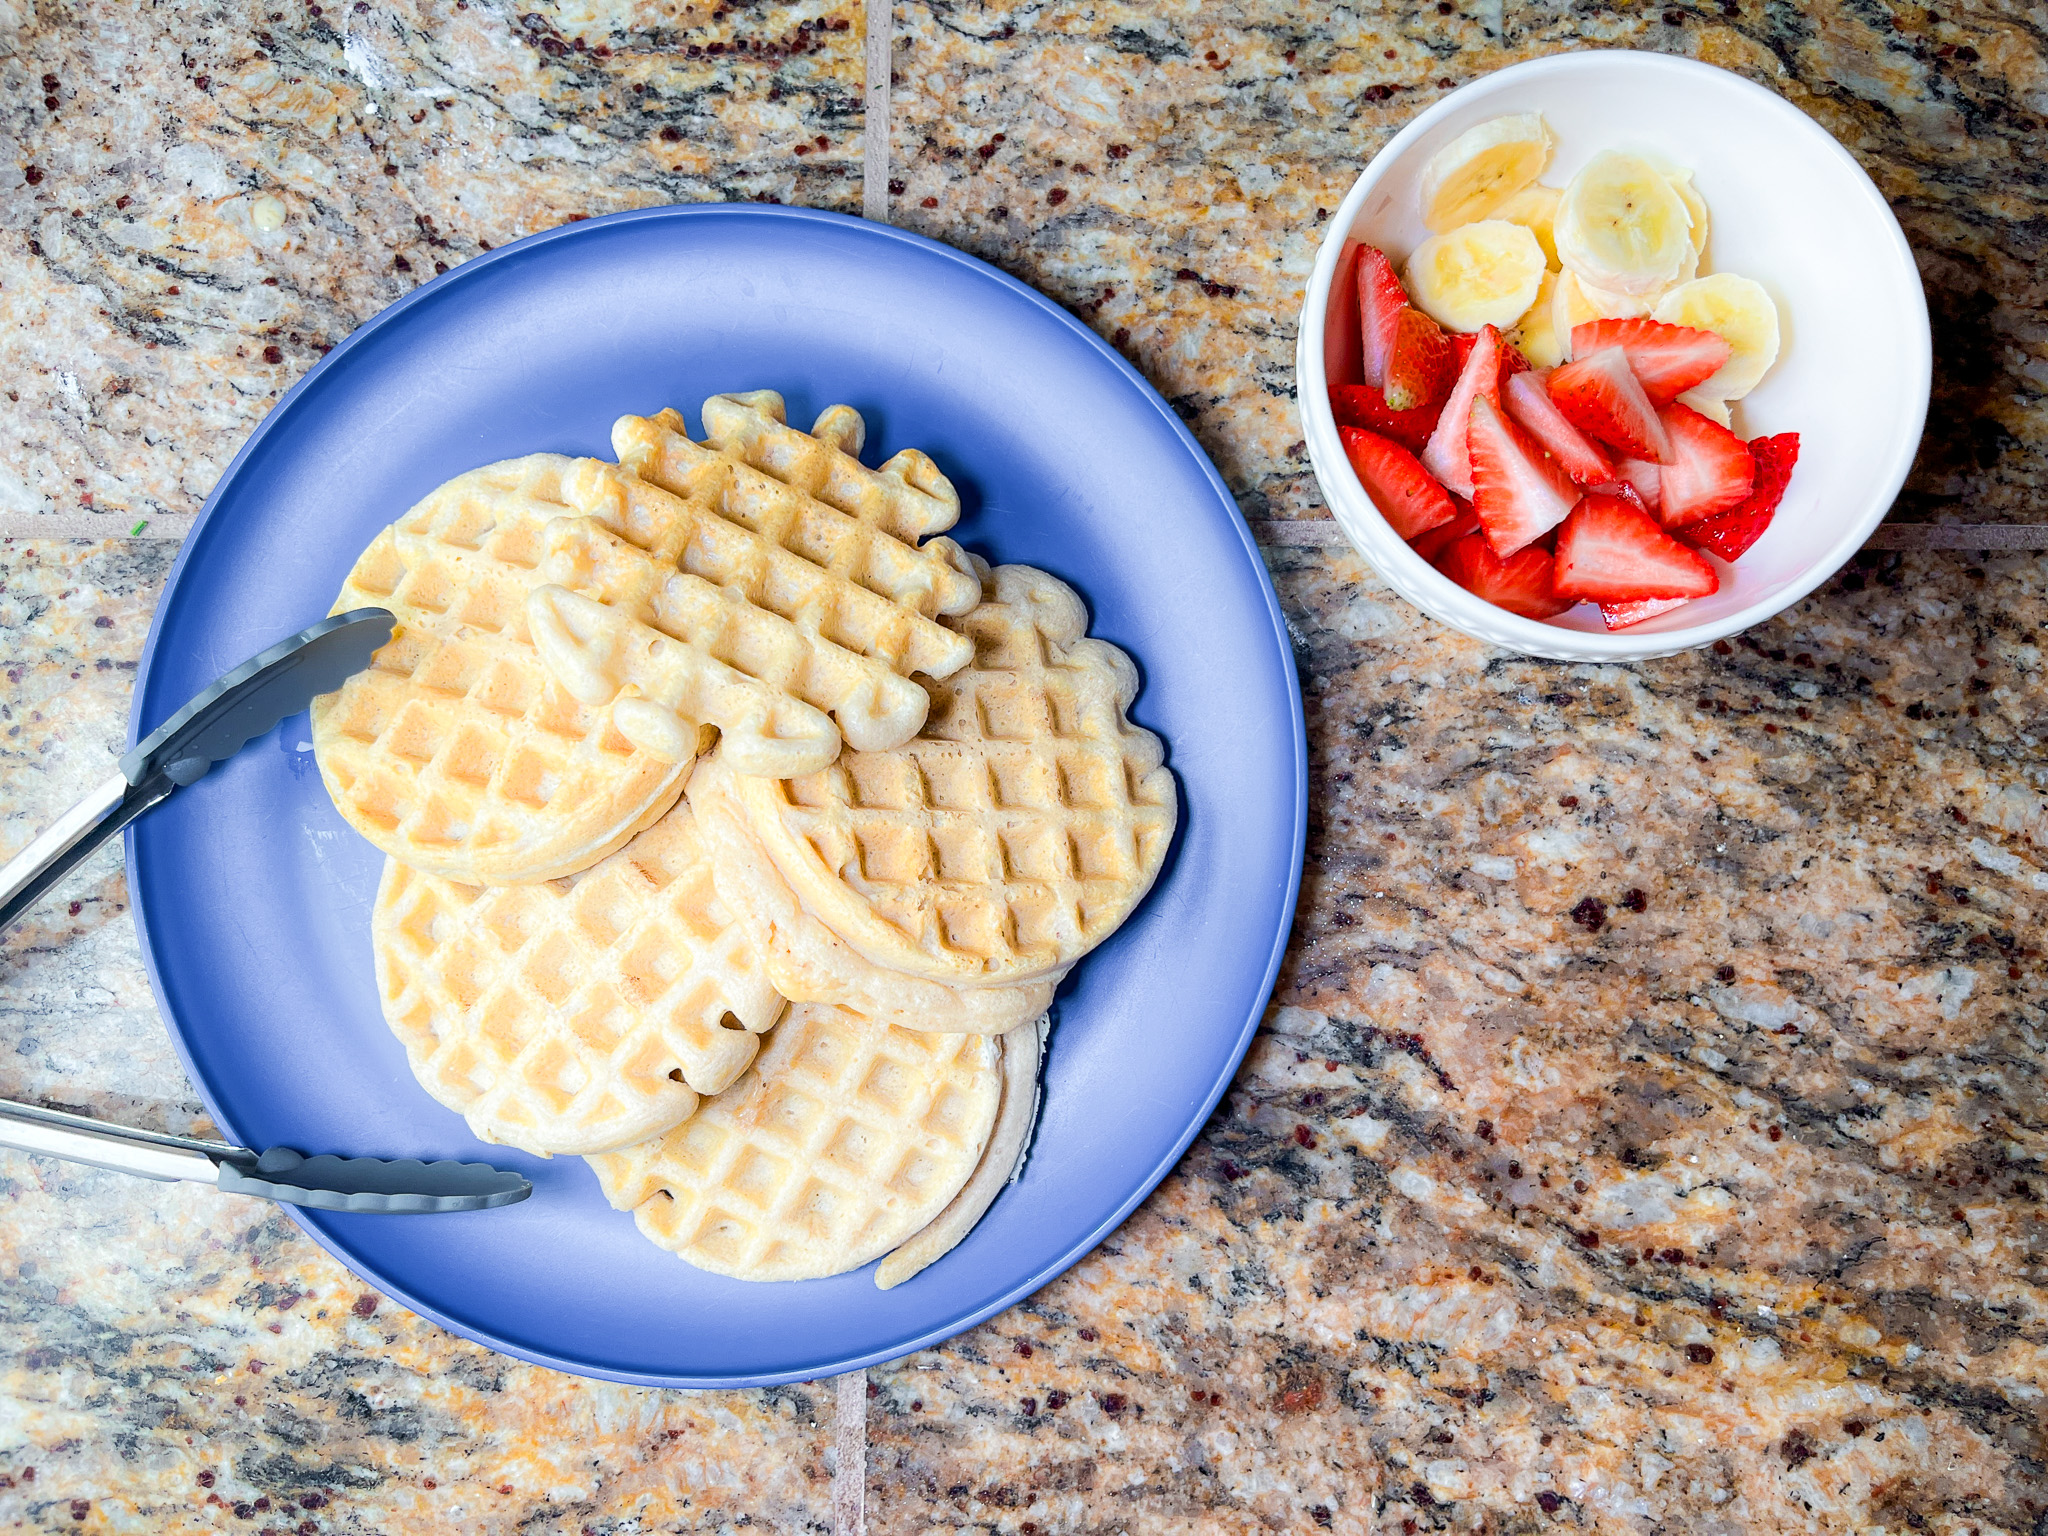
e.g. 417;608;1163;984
861;0;893;225
832;1369;868;1535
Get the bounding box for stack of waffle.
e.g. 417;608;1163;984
311;392;1176;1287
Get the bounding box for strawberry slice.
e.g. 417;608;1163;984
1436;532;1574;619
1658;404;1755;527
1503;370;1615;486
1568;319;1732;405
1547;346;1672;463
1408;500;1479;563
1498;344;1531;380
1553;492;1719;602
1469;395;1579;557
1340;425;1458;541
1600;596;1693;630
1357;245;1408;391
1613;457;1663;515
1449;331;1477;374
1682;431;1799;560
1421;325;1504;499
1385;307;1454;412
1330;383;1442;455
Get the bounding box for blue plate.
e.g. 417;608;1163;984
129;205;1305;1388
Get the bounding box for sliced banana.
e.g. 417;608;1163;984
1420;114;1553;233
1676;389;1732;428
1493;182;1562;267
1555;150;1694;297
1405;220;1547;333
1637;152;1712;265
1509;270;1565;369
1574;271;1657;320
1652;273;1780;399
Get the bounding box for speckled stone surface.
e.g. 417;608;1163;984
4;0;2048;1532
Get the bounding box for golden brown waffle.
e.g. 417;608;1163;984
621;392;981;628
372;806;785;1157
728;562;1178;985
309;455;692;885
534;503;931;757
876;1014;1044;1290
586;1003;1001;1281
688;753;1059;1034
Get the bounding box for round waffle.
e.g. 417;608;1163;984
309;455;693;885
372;805;785;1157
727;562;1178;985
688;753;1059;1034
586;1003;1004;1282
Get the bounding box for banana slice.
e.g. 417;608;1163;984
1509;270;1565;368
1420;114;1553;233
1555;150;1694;297
1405;220;1547;333
1637;152;1712;266
1574;271;1657;320
1676;389;1732;428
1652;273;1780;399
1494;182;1563;267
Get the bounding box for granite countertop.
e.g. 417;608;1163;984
2;1;2045;1532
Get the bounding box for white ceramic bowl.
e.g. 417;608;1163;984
1297;50;1931;661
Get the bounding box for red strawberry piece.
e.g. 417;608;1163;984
1357;245;1408;390
1600;596;1693;630
1408;500;1478;563
1498;343;1531;380
1385;307;1454;412
1547;346;1672;463
1421;324;1504;499
1553;492;1719;602
1503;370;1614;486
1681;431;1799;560
1613;457;1662;515
1657;403;1755;527
1330;383;1442;455
1436;531;1575;619
1468;395;1579;557
1567;319;1732;404
1340;425;1458;541
1449;331;1477;373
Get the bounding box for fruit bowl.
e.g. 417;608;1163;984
1297;49;1930;660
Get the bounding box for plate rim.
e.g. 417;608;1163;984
126;202;1309;1388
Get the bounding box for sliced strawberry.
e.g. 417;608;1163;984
1503;371;1614;486
1421;325;1503;499
1681;431;1799;560
1743;432;1801;511
1568;319;1732;405
1658;404;1755;527
1469;395;1579;557
1613;457;1662;514
1340;426;1458;541
1449;331;1477;373
1547;346;1672;463
1498;344;1531;380
1436;532;1574;620
1330;383;1442;455
1553;492;1719;602
1409;500;1479;563
1385;307;1455;412
1357;245;1408;391
1600;596;1693;630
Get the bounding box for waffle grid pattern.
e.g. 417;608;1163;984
310;455;688;885
587;1004;999;1281
538;510;930;755
373;810;785;1156
734;563;1177;984
603;401;977;678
